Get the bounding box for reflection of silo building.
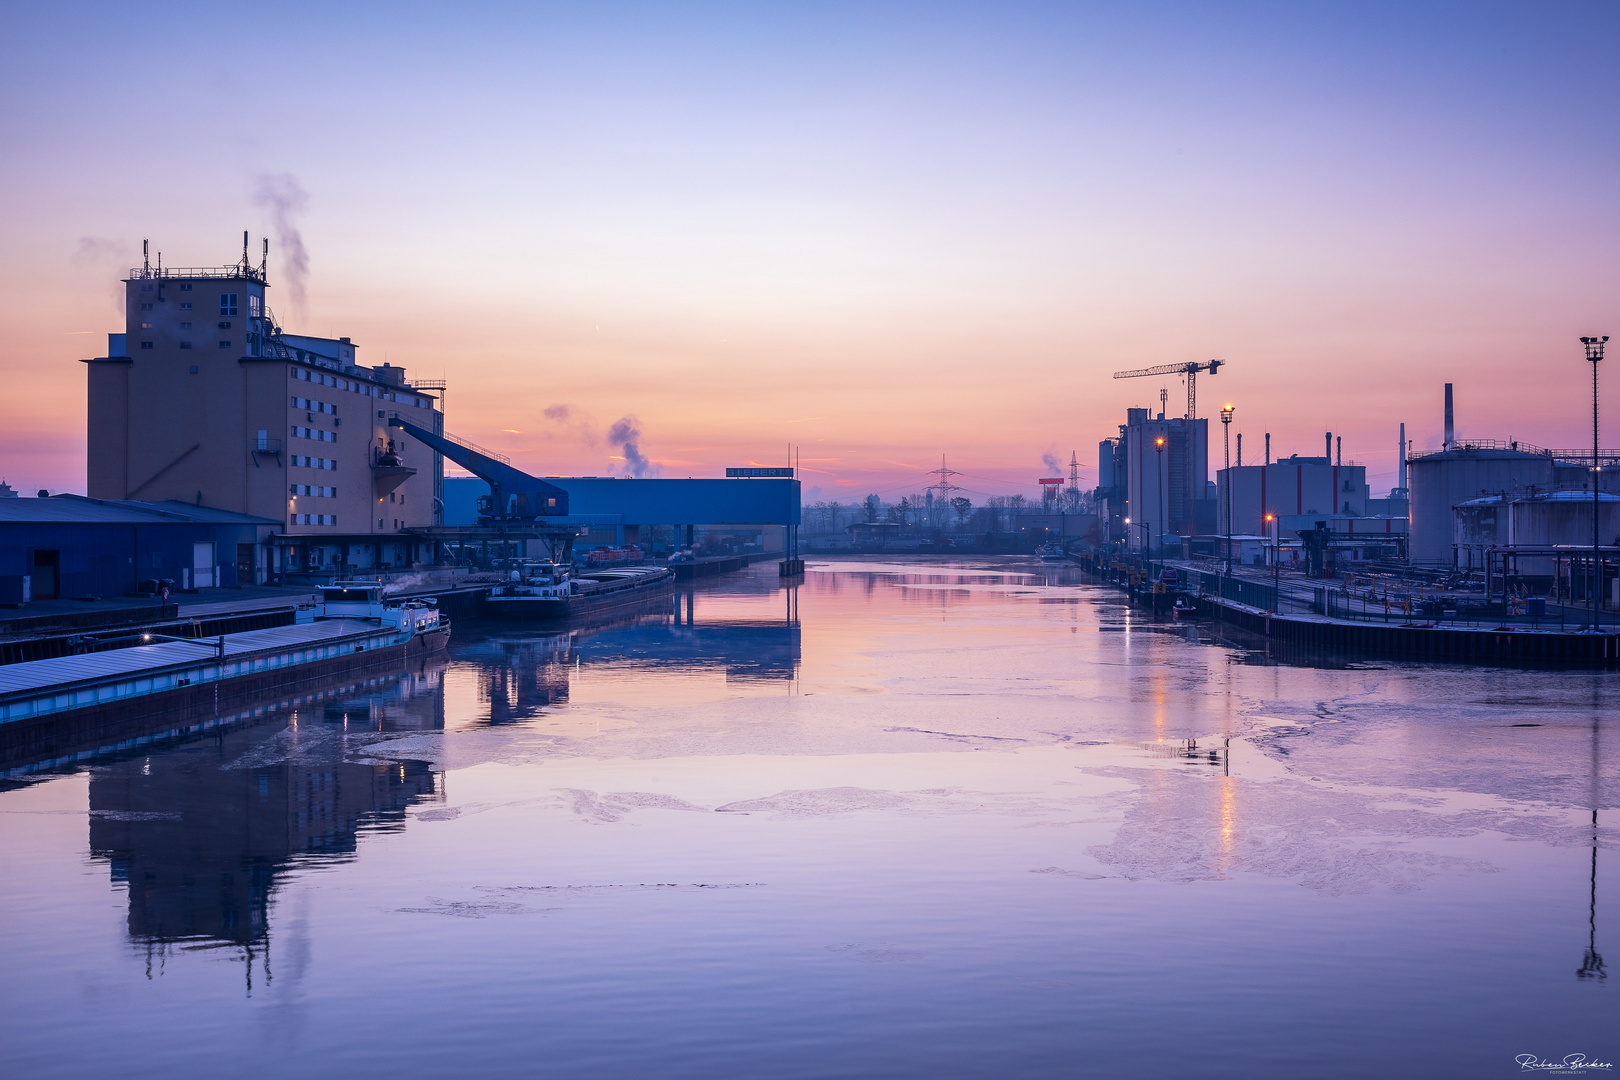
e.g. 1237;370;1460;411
89;683;443;948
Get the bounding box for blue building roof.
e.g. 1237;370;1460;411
0;496;278;526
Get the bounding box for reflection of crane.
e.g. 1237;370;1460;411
1112;360;1225;421
388;417;570;522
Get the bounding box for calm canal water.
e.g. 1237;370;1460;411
1;558;1614;1079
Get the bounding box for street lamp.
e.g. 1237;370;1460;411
1264;512;1278;611
1154;435;1167;561
1126;516;1151;583
1221;404;1235;579
1582;336;1607;630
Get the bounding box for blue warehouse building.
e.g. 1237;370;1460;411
0;495;279;603
442;476;800;553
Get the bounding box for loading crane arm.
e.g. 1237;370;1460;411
387;416;569;520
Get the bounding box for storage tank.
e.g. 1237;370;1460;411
1407;446;1556;565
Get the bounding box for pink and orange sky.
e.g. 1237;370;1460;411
3;2;1618;504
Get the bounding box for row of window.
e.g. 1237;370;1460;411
290;455;336;469
291;366;433;409
291;484;336;497
292;396;336;414
292;514;337;526
292;426;336;443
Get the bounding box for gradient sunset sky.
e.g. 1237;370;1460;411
3;1;1618;503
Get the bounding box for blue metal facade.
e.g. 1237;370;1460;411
0;498;277;603
442;477;800;529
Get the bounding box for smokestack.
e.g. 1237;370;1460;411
1336;436;1341;466
1237;433;1243;468
1325;431;1332;461
1398;423;1407;492
1265;432;1271;465
1444;383;1454;447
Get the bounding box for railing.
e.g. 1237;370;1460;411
251;437;282;454
443;429;510;465
129;263;266;283
1409;439;1620;467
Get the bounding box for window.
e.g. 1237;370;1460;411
140;322;152;330
180;302;192;310
219;294;238;316
188;365;198;374
217;321;231;330
179;342;192;350
180;283;192;291
140;341;153;350
140;303;153;311
218;340;231;349
180;322;191;329
248;294;262;317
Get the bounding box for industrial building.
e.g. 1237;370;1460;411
1216;452;1370;535
0;495;279;603
1098;407;1210;552
1406;385;1620;565
442;476;799;555
83;242;445;582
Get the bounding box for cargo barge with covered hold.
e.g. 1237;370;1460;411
0;583;447;746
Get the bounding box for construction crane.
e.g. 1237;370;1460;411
388;416;570;522
1112;360;1225;421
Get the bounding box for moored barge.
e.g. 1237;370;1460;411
0;583;446;728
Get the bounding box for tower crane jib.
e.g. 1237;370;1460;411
1111;360;1225;421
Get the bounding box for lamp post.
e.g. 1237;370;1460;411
1154;435;1167;562
1221;404;1235;580
1126;517;1151;584
1582;336;1607;630
1263;514;1276;612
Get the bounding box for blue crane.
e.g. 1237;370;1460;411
387;416;570;522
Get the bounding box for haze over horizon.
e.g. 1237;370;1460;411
3;1;1618;503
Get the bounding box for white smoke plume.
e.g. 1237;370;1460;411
254;173;310;318
608;415;659;477
1041;452;1062;475
72;236;134;314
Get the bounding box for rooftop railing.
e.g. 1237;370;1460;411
128;263;266;283
1409;439;1620;466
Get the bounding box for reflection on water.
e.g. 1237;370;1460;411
86;669;446;979
455;586;802;726
0;559;1613;1080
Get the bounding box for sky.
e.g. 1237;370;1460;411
3;1;1618;504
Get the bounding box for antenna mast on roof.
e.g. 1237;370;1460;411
261;237;268;278
142;239;149;272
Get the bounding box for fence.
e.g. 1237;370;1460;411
1196;571;1278;613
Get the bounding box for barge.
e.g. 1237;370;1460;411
0;583;447;728
484;561;674;620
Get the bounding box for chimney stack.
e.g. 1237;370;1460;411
1444;383;1454;447
1325;431;1332;461
1237;433;1243;468
1336;436;1342;467
1265;432;1271;465
1398;423;1407;492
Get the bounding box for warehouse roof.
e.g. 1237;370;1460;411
0;495;278;525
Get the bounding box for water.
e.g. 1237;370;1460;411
0;559;1613;1079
